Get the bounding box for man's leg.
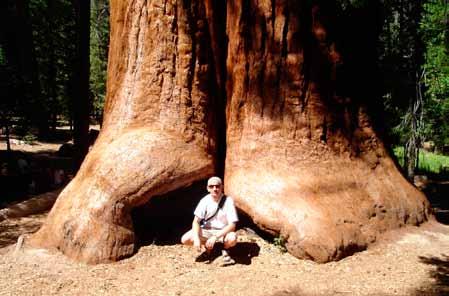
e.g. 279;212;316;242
181;229;206;246
221;232;237;266
183;229;216;263
181;229;195;245
183;229;237;248
223;231;237;249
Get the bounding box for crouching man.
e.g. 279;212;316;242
181;176;238;265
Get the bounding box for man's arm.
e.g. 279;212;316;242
214;222;236;239
205;222;236;250
192;216;202;251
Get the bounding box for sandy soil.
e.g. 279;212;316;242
0;210;448;296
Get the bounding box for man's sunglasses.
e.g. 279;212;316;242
208;184;221;188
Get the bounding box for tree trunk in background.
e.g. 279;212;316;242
224;0;430;262
4;120;11;152
5;0;45;136
31;0;222;263
72;0;91;170
31;0;431;264
46;0;58;133
399;1;425;181
0;2;14;153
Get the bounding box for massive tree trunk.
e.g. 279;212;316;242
31;0;430;264
30;0;222;263
224;1;430;262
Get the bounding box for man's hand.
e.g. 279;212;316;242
205;235;217;250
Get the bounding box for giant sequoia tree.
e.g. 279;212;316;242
30;0;431;264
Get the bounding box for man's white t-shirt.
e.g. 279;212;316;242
194;194;239;230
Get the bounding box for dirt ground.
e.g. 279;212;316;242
2;139;449;296
0;208;449;296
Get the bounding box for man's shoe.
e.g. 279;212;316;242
220;250;235;266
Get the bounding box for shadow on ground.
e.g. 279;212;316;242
132;180;206;247
194;242;260;265
0;189;60;222
414;255;449;296
231;241;260;265
424;182;449;225
269;287;323;296
0;149;72;207
0;215;44;248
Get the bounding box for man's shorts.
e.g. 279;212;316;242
200;228;224;243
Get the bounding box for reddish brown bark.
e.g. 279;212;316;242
224;1;430;262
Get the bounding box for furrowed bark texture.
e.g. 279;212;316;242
30;0;221;263
224;0;431;262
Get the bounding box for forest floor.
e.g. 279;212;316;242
2;135;449;296
0;211;449;296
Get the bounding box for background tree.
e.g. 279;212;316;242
0;0;82;141
90;0;109;125
378;0;425;179
0;0;44;138
71;0;91;169
0;46;20;152
421;0;449;152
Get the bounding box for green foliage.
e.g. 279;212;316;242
22;133;38;145
29;0;77;130
0;46;5;64
378;0;449;177
394;147;449;174
1;0;111;137
420;0;449;148
378;0;426;178
337;0;369;10
90;0;109;123
379;0;424;139
273;235;288;253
